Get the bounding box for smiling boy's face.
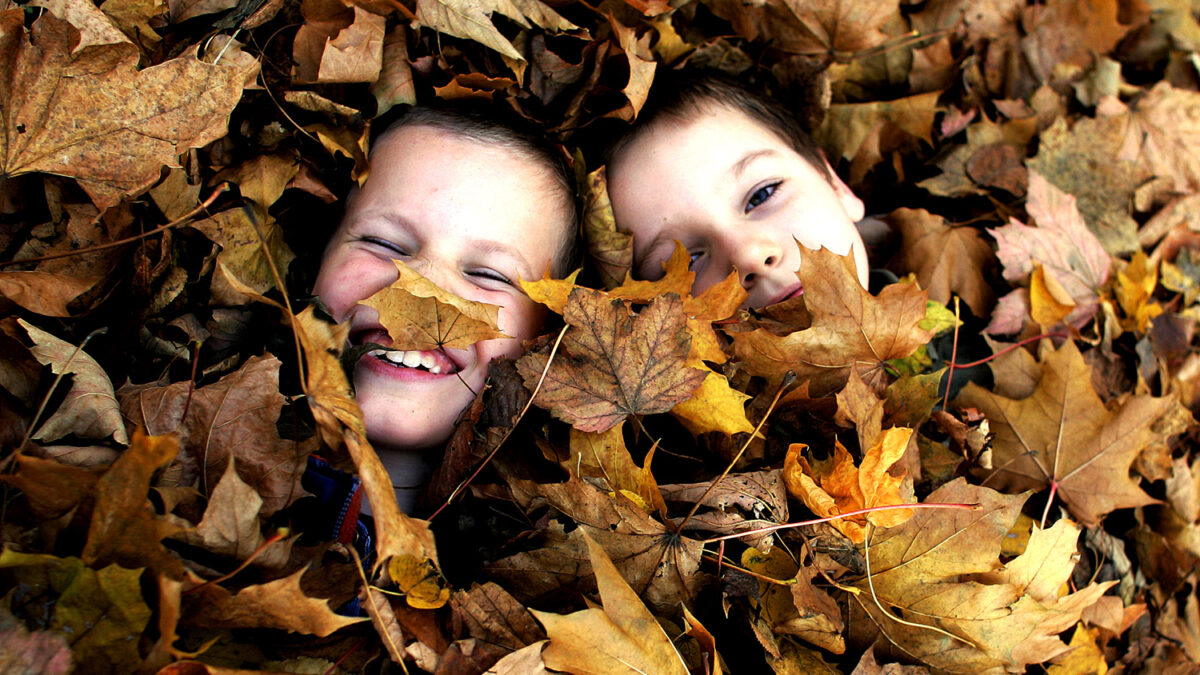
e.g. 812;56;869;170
314;124;567;452
608;104;868;308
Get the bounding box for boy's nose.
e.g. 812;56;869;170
732;236;783;288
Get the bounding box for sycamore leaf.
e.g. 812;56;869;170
987;170;1111;334
783;428;914;544
885;207;996;317
413;0;577;60
362;259;509;351
517;289;706;433
671;369;755;436
20;319;127;445
82;431;185;579
1112;82;1200;205
530;530;689;675
731;245;934;397
568;422;666;513
118;355;306;518
183;568;364;636
0;10;244;209
956;340;1186;525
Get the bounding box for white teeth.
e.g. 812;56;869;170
371;348;450;374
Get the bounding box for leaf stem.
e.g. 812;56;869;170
699;502;977;544
183;529;290;594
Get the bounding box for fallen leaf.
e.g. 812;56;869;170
31;0;130;51
372;25;417;114
661;470;788;549
1116;251;1164;334
0;607;72;675
413;0;576;60
119;354;306;517
168;0;233;22
819;92;941;184
82;430;185;578
530;530;689;675
191;209;295;306
1046;623;1107;674
703;0;898;57
607;13;656;120
517;289;706;433
170;457;271;562
731;245;935;397
452;582;546;655
1029;264;1076;327
292;0;385;84
215;153;300;212
988;170;1111;334
581;167;633;290
362;259;509;351
485;641;550;674
741;545;845;654
956;340;1185;525
1;453;100;525
1112;82;1200;206
0;550;150;674
0;10;244;208
183;568;364;636
919;117;1037;198
885;207;996;317
1020;0;1137;91
783;428;914;544
567;422;666;513
20;319;127;445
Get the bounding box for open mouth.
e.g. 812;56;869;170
365;348;459;375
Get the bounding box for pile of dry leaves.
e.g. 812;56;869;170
1;0;1200;672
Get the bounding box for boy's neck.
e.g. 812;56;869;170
366;448;435;515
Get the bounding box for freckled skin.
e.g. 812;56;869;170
608;104;868;308
314;125;566;456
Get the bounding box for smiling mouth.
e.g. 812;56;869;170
365;348;459;375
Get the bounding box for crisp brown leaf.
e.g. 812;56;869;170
956;340;1186;525
731;245;934;397
169;457;277;562
20;319;127;445
452;582;546;655
0;10;244;208
530;530;689;675
704;0;898;57
660;471;787;549
517;289;706;433
818;92;940;184
886;208;996;317
362;259;508;351
567;422;666;513
1;454;100;525
581;167;633;290
1111;82;1200;206
292;0;385;84
119;354;306;518
183;568;364;636
372;25;417;114
0;608;72;675
741;546;845;655
413;0;576;60
192;209;296;306
82;430;185;579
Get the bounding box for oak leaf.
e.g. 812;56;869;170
182;568;364;636
517;289;706;433
885;207;996;317
363;259;509;351
956;340;1187;525
731;245;934;397
119;355;306;518
20;319;127;445
0;10;244;209
530;530;689;675
987;171;1111;334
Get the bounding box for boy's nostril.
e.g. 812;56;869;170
764;255;777;266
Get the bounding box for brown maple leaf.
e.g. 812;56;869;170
849;479;1114;673
530;530;689;675
703;0;897;57
362;260;509;351
956;340;1188;526
293;0;385;84
731;245;934;397
517;289;706;433
886;207;996;317
0;10;245;209
182;568;364;637
581;167;633;290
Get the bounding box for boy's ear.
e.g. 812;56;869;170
825;161;865;222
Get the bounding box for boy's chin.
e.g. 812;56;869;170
351;369;478;454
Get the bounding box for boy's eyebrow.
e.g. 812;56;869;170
473;239;534;275
729;149;778;179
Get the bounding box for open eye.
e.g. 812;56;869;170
745;182;781;213
688;250;703;269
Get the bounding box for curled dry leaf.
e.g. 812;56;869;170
0;10;244;208
182;568;364;637
413;0;577;60
530;530;689;675
956;339;1187;526
363;259;509;351
19;319;127;445
0;271;97;318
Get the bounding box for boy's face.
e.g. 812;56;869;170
608;104;868;308
314;125;565;452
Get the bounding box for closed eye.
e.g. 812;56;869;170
360;236;409;257
467;268;513;286
745;181;781;213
